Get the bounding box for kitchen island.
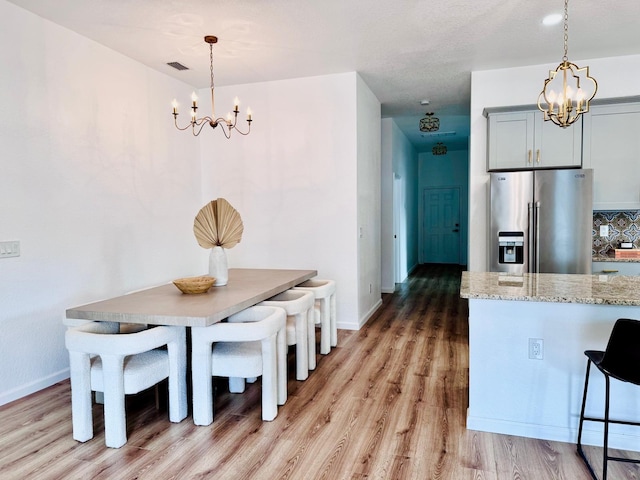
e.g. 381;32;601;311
460;271;640;451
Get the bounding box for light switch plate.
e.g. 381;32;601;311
599;225;609;237
0;241;20;258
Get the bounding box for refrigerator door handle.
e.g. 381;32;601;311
528;202;535;272
535;201;541;273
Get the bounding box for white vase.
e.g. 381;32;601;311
208;246;228;286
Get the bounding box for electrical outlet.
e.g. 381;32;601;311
600;225;609;237
529;338;544;360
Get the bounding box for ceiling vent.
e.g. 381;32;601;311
421;131;457;137
167;61;189;71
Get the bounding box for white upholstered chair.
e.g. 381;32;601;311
292;279;337;354
65;322;187;448
191;305;287;426
260;290;315;380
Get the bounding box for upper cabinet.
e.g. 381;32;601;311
487;110;582;171
583;103;640;211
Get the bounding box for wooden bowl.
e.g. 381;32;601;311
172;275;216;294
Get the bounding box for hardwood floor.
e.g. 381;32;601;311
1;264;638;479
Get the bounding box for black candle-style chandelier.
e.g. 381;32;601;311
419;112;440;132
537;0;597;128
172;36;252;137
432;142;447;155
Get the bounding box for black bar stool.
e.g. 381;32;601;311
577;318;640;480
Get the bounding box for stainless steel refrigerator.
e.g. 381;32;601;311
489;169;593;274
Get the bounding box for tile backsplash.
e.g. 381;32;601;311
593;210;640;255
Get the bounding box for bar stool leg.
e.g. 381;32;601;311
603;376;611;480
577;360;598;480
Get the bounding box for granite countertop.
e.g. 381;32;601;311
460;271;640;306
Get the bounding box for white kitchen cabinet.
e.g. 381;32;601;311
487;110;582;171
583;102;640;210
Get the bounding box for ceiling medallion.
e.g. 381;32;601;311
172;36;252;137
537;0;597;128
419;112;440;132
432;142;447;156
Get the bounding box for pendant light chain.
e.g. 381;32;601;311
562;0;569;62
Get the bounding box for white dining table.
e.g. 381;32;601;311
65;268;317;327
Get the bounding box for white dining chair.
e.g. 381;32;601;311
191;305;287;427
292;278;337;354
260;290;315;380
65;322;187;448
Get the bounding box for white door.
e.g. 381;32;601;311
393;174;404;283
423;187;461;264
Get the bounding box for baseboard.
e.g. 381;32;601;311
467;414;640;453
359;299;383;329
0;368;70;407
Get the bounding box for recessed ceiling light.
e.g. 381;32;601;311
420;99;430;105
542;13;563;26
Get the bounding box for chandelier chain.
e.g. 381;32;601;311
210;43;215;90
562;0;569;62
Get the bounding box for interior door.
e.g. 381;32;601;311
423;187;461;264
393;173;404;283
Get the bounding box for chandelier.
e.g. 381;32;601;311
432;142;447;155
537;0;597;128
419;112;440;132
172;36;252;137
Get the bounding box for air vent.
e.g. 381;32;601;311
167;62;189;71
420;131;457;137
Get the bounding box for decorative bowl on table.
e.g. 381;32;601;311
172;275;216;294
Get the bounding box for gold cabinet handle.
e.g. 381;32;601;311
528;149;532;164
536;149;540;164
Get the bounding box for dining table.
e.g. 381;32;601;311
65;268;317;327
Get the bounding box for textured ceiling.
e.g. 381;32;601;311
7;0;640;151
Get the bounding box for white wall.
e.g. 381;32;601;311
198;72;379;330
418;148;469;265
381;119;418;291
469;54;640;271
0;1;203;405
356;74;382;326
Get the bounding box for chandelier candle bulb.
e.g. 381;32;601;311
172;99;178;115
191;92;198;108
234;97;239;111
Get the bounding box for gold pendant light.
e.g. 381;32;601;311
432;142;447;156
537;0;597;128
419;112;440;132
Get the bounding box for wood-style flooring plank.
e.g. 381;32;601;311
1;264;636;479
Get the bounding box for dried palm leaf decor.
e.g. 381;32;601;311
193;198;243;286
194;198;244;249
